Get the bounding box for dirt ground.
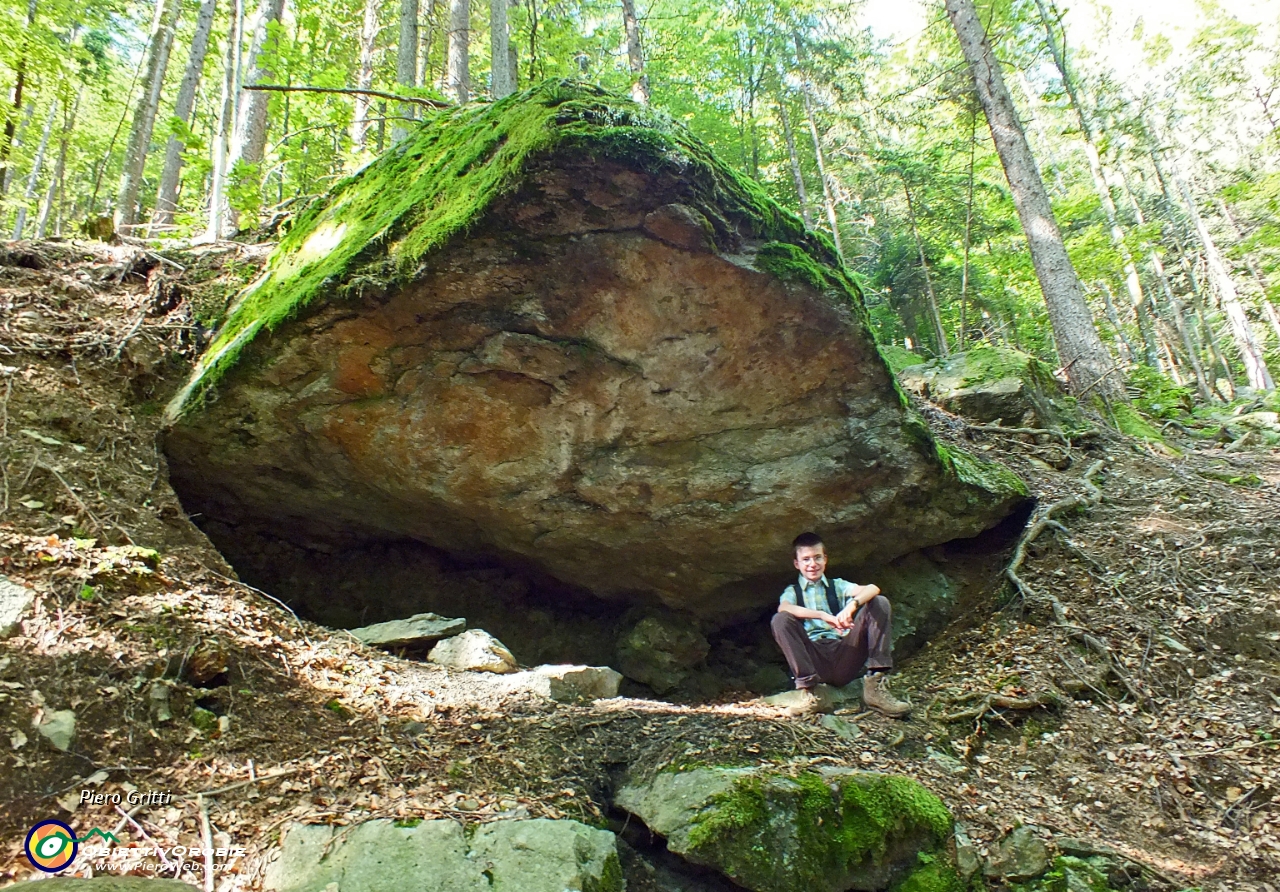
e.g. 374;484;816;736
0;241;1276;891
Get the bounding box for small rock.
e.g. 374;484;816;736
350;612;466;648
954;823;981;880
762;686;836;713
0;574;36;638
510;665;622;702
429;629;518;674
818;714;861;740
37;710;76;751
984;825;1050;881
184;641;229;684
149;680;173;724
925;746;969;776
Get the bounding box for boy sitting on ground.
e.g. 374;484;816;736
771;531;911;718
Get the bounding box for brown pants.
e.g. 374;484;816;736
771;596;894;689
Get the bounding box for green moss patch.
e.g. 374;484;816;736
167;80;850;420
684;770;953;892
936;443;1029;499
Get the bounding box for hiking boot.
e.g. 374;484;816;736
862;673;911;718
785;688;824;717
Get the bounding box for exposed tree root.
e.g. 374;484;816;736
1005;459;1146;705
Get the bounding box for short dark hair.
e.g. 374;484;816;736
792;531;824;555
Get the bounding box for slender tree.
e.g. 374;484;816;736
944;0;1122;398
392;0;419;142
446;0;470;103
206;0;244;240
490;0;513;98
621;0;649;105
777;95;811;226
12;100;55;239
352;0;381;147
116;0;183;229
151;0;218;232
0;0;38;204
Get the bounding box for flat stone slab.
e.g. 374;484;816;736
263;818;621;892
0;574;35;638
349;612;465;647
37;709;75;751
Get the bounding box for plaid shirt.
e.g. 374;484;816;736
779;574;856;641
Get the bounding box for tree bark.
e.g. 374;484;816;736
36;86;80;239
901;177;949;357
206;0;244;241
944;0;1121;399
116;0;183;229
233;0;284;167
1169;165;1274;390
0;0;38;203
446;0;470;103
777;95;810;226
392;0;419;142
620;0;648;105
352;0;380;147
151;0;218;232
489;0;513;98
1033;0;1162;370
11;99;55;239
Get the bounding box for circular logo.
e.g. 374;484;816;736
25;819;78;873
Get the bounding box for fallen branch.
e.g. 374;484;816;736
938;690;1063;723
183;766;301;798
36;462;105;534
243;84;449;109
967;423;1079;446
197;794;215;892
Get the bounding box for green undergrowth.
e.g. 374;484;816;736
936;443;1029;499
166;79;850;420
879;344;926;374
685;769;954;892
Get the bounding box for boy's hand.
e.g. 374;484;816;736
833;601;859;630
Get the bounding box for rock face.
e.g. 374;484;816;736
614;765;956;892
899;345;1082;430
264;819;622;892
164;81;1026;621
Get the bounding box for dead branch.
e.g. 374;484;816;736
243;84;449;109
938;690;1063;723
967;423;1079;445
197;794;215;892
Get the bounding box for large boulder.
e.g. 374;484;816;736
163;81;1026;621
900;345;1082;430
614;765;958;892
263;819;622;892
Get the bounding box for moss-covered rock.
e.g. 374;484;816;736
900;346;1084;432
614;765;956;892
164;80;1028;621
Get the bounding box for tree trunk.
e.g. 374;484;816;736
1264;300;1280;350
944;0;1121;399
0;0;38;203
233;0;284;167
392;0;419;142
116;0;183;229
1033;0;1161;371
36;86;80;239
777;95;810;226
206;0;244;241
901;177;949;357
12;100;55;239
1098;281;1136;363
352;0;380;147
446;0;470;103
489;0;513;98
1170;166;1274;390
151;0;218;232
620;0;648;105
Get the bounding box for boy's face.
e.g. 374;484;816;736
794;544;827;582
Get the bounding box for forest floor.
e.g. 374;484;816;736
0;240;1277;892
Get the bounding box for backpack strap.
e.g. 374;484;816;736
794;579;841;615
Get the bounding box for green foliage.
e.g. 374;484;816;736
1128;366;1194;419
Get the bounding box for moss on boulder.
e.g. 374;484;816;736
899;345;1084;432
615;765;956;892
